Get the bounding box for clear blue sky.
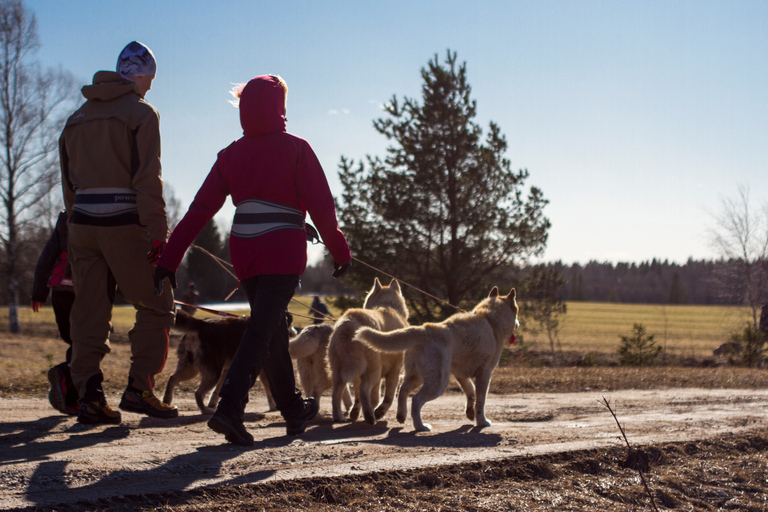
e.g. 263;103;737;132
28;0;768;265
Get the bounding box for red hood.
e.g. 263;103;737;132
240;75;287;136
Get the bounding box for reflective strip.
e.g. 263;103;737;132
73;187;138;217
231;199;304;238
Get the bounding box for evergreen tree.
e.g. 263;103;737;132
337;50;550;321
667;270;687;304
185;220;234;302
570;271;586;301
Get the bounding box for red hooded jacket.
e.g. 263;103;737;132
158;75;351;279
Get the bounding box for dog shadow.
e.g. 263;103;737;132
130;411;267;430
287;419;503;449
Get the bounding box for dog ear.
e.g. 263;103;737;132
389;278;401;292
373;277;382;291
509;288;516;300
489;287;499;298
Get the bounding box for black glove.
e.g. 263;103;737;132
153;265;177;295
305;223;320;244
333;261;351;279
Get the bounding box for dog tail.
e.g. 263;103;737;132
289;324;333;359
355;326;416;353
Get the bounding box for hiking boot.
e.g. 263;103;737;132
208;412;254;446
78;399;122;425
47;363;77;416
119;388;178;419
285;397;319;436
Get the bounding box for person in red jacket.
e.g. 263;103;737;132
154;75;351;446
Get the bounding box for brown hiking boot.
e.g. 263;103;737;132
119;388;178;419
78;399;122;425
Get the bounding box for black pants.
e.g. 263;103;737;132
51;290;75;362
217;274;302;418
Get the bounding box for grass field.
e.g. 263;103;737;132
1;299;767;398
3;299;754;358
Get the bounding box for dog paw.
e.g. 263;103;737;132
396;414;406;424
476;418;491;428
415;423;432;432
201;407;216;415
363;413;376;425
465;407;476;421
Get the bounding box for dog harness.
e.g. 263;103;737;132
71;187;139;226
231;199;304;239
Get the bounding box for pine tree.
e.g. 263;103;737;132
337;50;550;321
667;270;687;304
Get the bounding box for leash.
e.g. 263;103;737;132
174;300;243;318
185;244;337;322
349;255;467;314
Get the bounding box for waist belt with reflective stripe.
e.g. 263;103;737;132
71;188;140;226
231;199;304;238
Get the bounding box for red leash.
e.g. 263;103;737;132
174;300;243;318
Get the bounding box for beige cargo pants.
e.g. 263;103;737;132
68;223;175;397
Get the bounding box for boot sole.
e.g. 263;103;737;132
77;410;122;425
119;399;179;419
47;366;68;414
208;416;253;446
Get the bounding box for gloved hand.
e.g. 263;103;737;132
305;223;320;244
153;265;177;295
147;239;165;264
333;261;351;279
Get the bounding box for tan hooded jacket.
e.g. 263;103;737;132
60;71;167;241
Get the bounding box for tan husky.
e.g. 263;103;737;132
289;323;351;412
328;278;409;424
355;287;519;432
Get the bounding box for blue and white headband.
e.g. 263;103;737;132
116;41;156;78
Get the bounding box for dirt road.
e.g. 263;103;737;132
2;388;768;510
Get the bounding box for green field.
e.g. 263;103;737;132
3;299;753;358
522;302;752;357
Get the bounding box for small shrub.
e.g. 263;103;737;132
618;323;662;366
728;322;767;367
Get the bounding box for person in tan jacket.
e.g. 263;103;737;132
60;41;176;425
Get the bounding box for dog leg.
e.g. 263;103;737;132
162;365;198;406
396;373;421;425
342;384;353;412
410;365;450;432
359;371;381;425
348;378;362;421
206;362;230;412
374;367;400;420
196;368;224;415
259;370;276;411
473;369;493;428
455;376;476;422
331;374;350;422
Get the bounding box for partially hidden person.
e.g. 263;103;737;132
60;41;176;425
154;75;351;445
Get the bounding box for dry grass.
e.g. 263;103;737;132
3;305;768;399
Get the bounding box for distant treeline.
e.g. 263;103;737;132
542;258;740;305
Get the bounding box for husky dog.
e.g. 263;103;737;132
328;278;409;424
163;310;293;414
288;322;351;411
355;287;519;432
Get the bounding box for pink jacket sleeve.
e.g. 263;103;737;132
157;163;229;273
296;142;351;266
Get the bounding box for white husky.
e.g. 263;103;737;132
355;287;519;432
